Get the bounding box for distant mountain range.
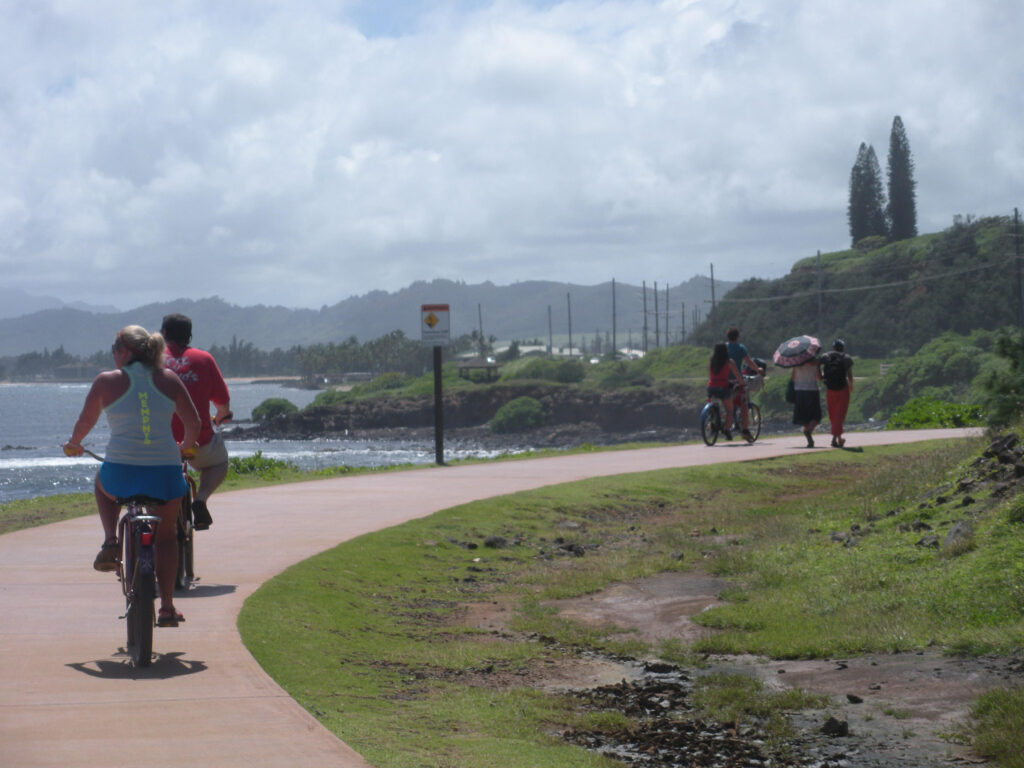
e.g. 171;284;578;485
0;276;732;357
0;287;120;319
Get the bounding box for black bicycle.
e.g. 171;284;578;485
700;374;762;446
175;458;197;591
68;446;167;667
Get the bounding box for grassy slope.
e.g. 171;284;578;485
239;437;1024;767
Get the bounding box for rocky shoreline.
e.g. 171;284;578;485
226;382;785;449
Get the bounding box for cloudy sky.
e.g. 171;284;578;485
2;0;1021;311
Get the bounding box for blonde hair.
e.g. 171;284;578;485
115;325;167;368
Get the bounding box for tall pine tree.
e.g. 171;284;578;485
886;115;918;240
848;143;888;245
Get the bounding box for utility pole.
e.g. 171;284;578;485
547;304;553;356
654;281;660;349
566;292;573;358
477;303;485;358
816;250;823;339
681;301;685;342
665;283;670;345
611;278;617;360
1015;208;1023;328
710;264;716;316
642;281;649;354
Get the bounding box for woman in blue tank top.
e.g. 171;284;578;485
64;325;200;628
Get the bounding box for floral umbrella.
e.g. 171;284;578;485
773;335;821;368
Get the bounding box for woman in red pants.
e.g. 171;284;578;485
820;339;854;447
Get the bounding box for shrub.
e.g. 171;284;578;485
352;372;409;395
228;450;296;477
308;388;352;409
595;362;653;389
885;396;985;429
490;396;546;433
503;358;585;384
251;397;298;422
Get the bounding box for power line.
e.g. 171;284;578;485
716;256;1016;304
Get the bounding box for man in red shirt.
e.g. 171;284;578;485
161;314;232;530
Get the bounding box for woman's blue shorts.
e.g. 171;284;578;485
99;462;186;503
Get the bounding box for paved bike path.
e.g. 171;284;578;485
0;429;978;767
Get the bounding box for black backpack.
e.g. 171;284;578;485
822;352;848;391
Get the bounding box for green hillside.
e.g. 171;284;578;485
690;215;1022;358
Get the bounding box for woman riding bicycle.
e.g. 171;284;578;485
707;343;742;441
64;325;200;628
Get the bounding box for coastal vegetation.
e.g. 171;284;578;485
238;436;1024;767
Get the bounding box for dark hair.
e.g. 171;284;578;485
161;313;193;346
710;343;730;374
833;338;845;352
726;327;740;342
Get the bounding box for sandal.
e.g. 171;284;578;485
157;608;185;627
93;540;120;572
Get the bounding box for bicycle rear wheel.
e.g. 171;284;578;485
747;403;762;442
701;406;720;446
126;530;155;667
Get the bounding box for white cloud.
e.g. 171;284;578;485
0;0;1021;309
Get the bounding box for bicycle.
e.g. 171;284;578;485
175;456;198;591
66;447;172;667
175;409;232;591
700;374;762;446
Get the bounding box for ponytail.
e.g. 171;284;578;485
116;326;167;369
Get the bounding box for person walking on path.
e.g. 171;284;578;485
161;313;232;530
791;357;822;447
63;325;200;626
819;339;854;447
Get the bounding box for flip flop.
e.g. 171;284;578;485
157;609;185;627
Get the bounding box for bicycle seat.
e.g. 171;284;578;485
116;495;168;507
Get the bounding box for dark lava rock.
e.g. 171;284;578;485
821;716;850;737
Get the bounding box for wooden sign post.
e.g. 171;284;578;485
421;304;450;465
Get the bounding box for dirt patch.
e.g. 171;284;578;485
546;571;727;645
460;572;1023;766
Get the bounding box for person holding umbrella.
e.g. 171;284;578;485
774;335;823;447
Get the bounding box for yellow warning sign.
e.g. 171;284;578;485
421;304;450;345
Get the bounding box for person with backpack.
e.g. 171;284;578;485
819;339;854;447
725;326;764;442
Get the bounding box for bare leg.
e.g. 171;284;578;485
94;475;120;543
152;498;181;615
195;461;228;503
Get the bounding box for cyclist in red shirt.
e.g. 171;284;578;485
160;314;231;530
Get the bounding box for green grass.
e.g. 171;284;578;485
970;687;1024;768
238;435;1024;766
0;441;670;536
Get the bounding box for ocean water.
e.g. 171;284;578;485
0;381;504;502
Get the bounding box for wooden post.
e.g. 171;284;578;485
433;345;444;465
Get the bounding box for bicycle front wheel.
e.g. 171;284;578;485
701;406;719;446
747;403;762;442
176;494;194;591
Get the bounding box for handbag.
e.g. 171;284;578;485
785;379;796;404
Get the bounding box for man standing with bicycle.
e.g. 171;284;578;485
725;326;764;442
161;314;232;530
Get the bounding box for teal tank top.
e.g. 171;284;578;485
104;362;180;465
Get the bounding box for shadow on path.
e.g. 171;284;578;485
67;652;207;680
